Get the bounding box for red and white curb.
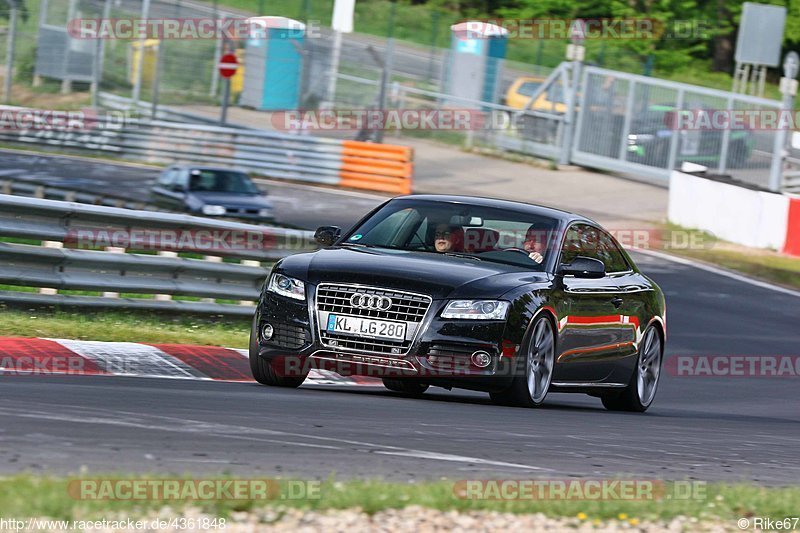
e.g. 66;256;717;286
0;337;381;387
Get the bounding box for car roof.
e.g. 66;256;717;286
391;194;597;225
166;165;249;173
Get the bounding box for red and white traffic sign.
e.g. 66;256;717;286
218;53;239;78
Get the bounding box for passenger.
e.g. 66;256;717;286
434;223;463;253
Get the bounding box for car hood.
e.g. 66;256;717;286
189;191;272;208
279;247;550;299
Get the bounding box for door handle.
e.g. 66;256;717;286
610;297;624;308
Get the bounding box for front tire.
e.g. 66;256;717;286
490;316;555;407
382;378;429;395
602;325;662;412
249;316;307;388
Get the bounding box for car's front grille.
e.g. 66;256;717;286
316;284;432;355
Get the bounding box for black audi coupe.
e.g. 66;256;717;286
249;195;666;412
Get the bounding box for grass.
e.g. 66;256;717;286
658;224;800;290
0;309;250;348
0;475;798;523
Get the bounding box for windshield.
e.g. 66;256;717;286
188;170;260;194
518;81;543;97
343;199;559;269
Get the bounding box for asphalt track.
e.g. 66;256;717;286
1;150;799;483
1;250;799;483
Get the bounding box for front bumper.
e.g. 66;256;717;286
255;288;518;389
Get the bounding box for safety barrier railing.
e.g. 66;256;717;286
0;195;317;316
0;107;414;195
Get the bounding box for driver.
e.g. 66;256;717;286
523;223;551;264
434;223;464;253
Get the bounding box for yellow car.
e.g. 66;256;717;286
503;76;567;114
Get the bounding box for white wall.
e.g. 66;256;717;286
668;171;789;251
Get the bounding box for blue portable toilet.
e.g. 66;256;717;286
446;21;508;106
241;16;306;111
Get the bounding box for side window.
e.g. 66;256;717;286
560;224;603;264
157;169;177;186
561;224;630;273
173;170;189;190
561;224;590;265
596;230;630;273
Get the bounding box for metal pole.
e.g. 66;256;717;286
219;39;231;125
325;29;342;106
209;1;222;97
426;11;439;83
131;0;151;106
91;0;112;109
374;2;396;143
151;40;165;119
769;52;799;192
769;89;796;192
560;59;583;165
3;1;19;104
220;78;231;125
375;40;394;143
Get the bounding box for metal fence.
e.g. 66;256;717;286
571;66;784;189
0;194;317;315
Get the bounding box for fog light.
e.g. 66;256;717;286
471;351;492;368
261;323;274;341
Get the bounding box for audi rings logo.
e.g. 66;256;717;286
350;293;393;311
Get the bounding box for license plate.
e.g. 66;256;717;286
326;314;406;341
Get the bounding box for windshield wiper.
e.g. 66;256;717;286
340;242;381;249
443;252;483;261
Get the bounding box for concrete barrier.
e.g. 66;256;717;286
668;170;800;256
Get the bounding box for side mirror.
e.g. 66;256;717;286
559;256;605;279
314;226;341;246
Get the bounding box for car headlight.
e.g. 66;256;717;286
258;208;272;218
201;205;226;216
441;300;510;320
267;273;305;301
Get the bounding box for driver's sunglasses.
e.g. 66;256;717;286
435;231;452;238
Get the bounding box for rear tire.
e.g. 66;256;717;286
601;325;662;412
382;378;429;395
249;316;307;388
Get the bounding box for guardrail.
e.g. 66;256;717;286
0;106;414;195
0;177;152;210
0;195;317;316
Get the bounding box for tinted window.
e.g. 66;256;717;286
188;170;259;194
596;230;630;273
561;224;597;265
157;169;178;186
518;81;542;97
345;199;558;270
560;224;629;273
